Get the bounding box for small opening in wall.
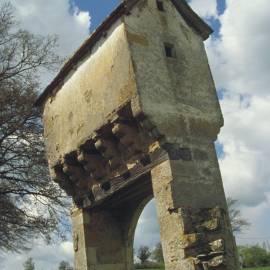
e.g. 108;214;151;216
140;154;151;166
101;181;111;191
122;171;131;180
156;0;165;11
164;43;176;58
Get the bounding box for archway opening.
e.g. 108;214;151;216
133;199;163;268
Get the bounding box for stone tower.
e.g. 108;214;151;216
36;0;239;269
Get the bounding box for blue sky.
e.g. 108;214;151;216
2;0;270;269
73;0;226;35
74;0;120;31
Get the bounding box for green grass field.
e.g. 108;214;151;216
141;266;270;270
245;267;270;270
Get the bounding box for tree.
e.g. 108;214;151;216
58;260;73;270
238;245;270;268
0;2;69;252
23;257;35;270
137;245;151;264
227;198;250;233
152;242;164;263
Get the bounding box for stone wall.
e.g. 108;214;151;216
125;0;223;141
43;21;137;167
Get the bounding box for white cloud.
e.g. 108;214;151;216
201;0;270;244
219;94;270;206
237;194;270;245
61;241;74;257
205;0;270;206
134;199;160;250
189;0;218;19
74;8;91;28
189;0;270;245
1;239;74;270
206;0;270;96
9;0;91;57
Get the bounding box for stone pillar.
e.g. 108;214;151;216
71;208;127;270
151;141;239;270
71;193;153;270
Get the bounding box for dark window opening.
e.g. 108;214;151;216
164;43;175;58
101;181;111;191
140;154;151;166
156;0;165;11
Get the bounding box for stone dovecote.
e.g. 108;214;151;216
37;1;239;269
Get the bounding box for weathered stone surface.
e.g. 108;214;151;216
43;22;137;167
38;0;239;269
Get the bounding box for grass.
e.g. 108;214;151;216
245;268;270;270
141;266;270;270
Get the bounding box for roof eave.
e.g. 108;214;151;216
171;0;213;40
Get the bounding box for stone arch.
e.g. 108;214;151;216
71;172;156;270
133;198;161;263
125;194;153;263
118;172;154;270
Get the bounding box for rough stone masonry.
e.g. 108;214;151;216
36;0;240;269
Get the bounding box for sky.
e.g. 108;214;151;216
1;0;270;269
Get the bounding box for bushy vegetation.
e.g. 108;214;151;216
135;243;164;269
239;245;270;268
245;267;270;270
134;262;164;269
135;243;270;269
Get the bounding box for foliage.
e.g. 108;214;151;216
151;242;164;263
0;2;69;252
134;243;270;269
134;261;164;269
245;267;270;270
137;246;151;264
58;260;73;270
23;257;35;270
238;245;270;268
136;268;270;270
227;197;250;233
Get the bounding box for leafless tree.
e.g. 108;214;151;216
23;257;35;270
137;246;151;264
58;260;73;270
227;197;250;233
0;2;69;252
